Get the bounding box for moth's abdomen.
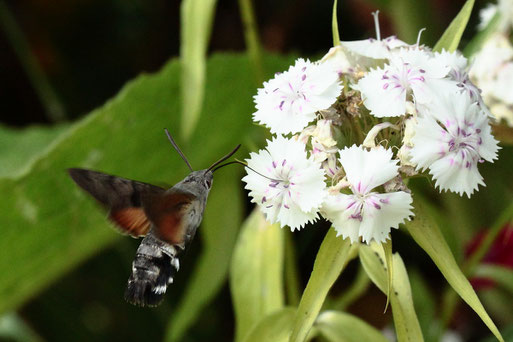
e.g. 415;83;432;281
124;236;180;307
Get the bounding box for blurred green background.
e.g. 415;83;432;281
1;0;512;341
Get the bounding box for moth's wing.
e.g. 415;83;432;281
68;168;165;237
143;189;197;246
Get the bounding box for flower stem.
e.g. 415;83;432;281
238;0;265;84
331;0;340;47
284;231;301;306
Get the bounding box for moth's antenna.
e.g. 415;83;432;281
212;159;281;182
207;144;241;172
211;160;241;173
164;128;193;172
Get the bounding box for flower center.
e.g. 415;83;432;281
346;191;384;221
261;159;296;209
450;70;481;101
381;63;425;93
447;125;483;168
277;67;310;113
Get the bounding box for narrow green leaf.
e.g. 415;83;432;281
433;0;475;52
475;264;513;294
0;124;68;179
332;0;340;46
316;310;389;342
359;243;424;342
404;199;504;342
243;307;296;342
383;239;393;313
180;0;218;140
230;209;285;342
409;269;439;342
289;228;352;342
481;324;513;342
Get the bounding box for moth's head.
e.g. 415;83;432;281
181;170;213;195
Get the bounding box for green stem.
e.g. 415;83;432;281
331;0;340;47
238;0;264;84
284;230;301;306
0;1;66;122
289;229;352;342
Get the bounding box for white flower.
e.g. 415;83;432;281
434;50;491;117
253;58;342;134
478;3;498;31
322;145;413;243
341;35;408;62
434;49;468;71
340;11;407;66
410;90;499;197
321;45;353;75
357;48;449;117
242;136;326;230
470;33;513;86
478;0;513;33
470;32;513;124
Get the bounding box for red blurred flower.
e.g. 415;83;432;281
465;224;513;290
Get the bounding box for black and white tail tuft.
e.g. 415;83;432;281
124;234;180;307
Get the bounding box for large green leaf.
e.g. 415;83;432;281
180;0;218;139
316;310;389;342
0;53;294;324
359;243;424;342
0;124;68;179
289;228;352;342
243;307;296;342
230;209;285;342
404;199;504;342
433;0;474;52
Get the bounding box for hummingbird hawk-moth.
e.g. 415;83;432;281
68;129;240;307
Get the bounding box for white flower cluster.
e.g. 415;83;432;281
242;14;499;244
470;0;513;126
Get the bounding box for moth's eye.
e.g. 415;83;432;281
204;179;212;188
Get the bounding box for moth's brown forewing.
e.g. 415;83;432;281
68;168;164;237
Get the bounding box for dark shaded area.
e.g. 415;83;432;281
0;0;469;126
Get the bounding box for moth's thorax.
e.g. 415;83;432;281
160;169;213;246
